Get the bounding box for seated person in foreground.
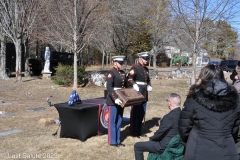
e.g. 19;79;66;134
134;93;182;160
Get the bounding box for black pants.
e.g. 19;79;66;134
130;103;146;136
134;141;164;160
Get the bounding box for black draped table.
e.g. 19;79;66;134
54;97;106;141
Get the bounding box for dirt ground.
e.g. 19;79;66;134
0;70;233;160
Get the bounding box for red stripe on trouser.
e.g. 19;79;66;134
108;105;120;145
108;106;112;144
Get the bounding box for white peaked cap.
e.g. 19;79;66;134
112;55;125;61
137;52;149;57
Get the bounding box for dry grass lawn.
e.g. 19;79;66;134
0;67;233;160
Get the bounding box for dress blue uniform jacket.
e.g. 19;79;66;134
106;68;128;105
128;63;151;101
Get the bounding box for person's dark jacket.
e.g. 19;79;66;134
178;78;240;160
150;107;181;151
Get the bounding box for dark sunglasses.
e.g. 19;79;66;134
141;56;149;60
116;61;124;65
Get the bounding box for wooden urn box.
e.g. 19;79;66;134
115;88;145;107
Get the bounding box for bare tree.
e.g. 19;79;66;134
0;32;8;79
168;17;194;68
41;0;104;88
234;42;240;59
144;0;172;70
91;4;114;68
108;0;146;62
0;0;40;81
170;0;240;84
92;31;114;67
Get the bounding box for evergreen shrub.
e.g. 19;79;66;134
52;63;87;86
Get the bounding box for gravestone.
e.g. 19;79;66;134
27;107;46;112
0;100;12;106
176;69;182;78
0;112;14;117
0;129;22;136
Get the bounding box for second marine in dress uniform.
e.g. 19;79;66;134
106;55;128;147
128;52;152;138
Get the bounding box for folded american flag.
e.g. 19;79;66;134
68;90;82;106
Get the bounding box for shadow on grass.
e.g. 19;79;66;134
23;76;42;82
121;117;161;142
7;73;42;82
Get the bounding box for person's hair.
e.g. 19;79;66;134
187;65;225;97
238;61;240;66
169;93;181;106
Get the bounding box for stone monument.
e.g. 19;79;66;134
42;46;52;79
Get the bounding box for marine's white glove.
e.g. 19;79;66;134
115;98;122;105
133;84;139;91
147;85;152;92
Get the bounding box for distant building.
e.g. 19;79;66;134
164;46;181;58
164;46;210;66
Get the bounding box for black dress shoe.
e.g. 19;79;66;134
118;143;125;147
141;134;147;137
110;144;119;147
131;135;140;138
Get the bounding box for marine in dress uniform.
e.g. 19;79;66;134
106;55;127;147
128;52;152;137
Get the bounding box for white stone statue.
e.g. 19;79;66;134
43;47;51;72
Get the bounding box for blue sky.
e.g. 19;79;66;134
230;17;240;40
206;0;240;41
227;2;240;41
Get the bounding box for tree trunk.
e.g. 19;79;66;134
24;38;30;77
73;0;78;89
152;54;156;70
101;50;105;67
191;0;199;85
170;53;173;71
0;39;8;79
106;53;109;67
191;49;197;84
15;39;22;82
